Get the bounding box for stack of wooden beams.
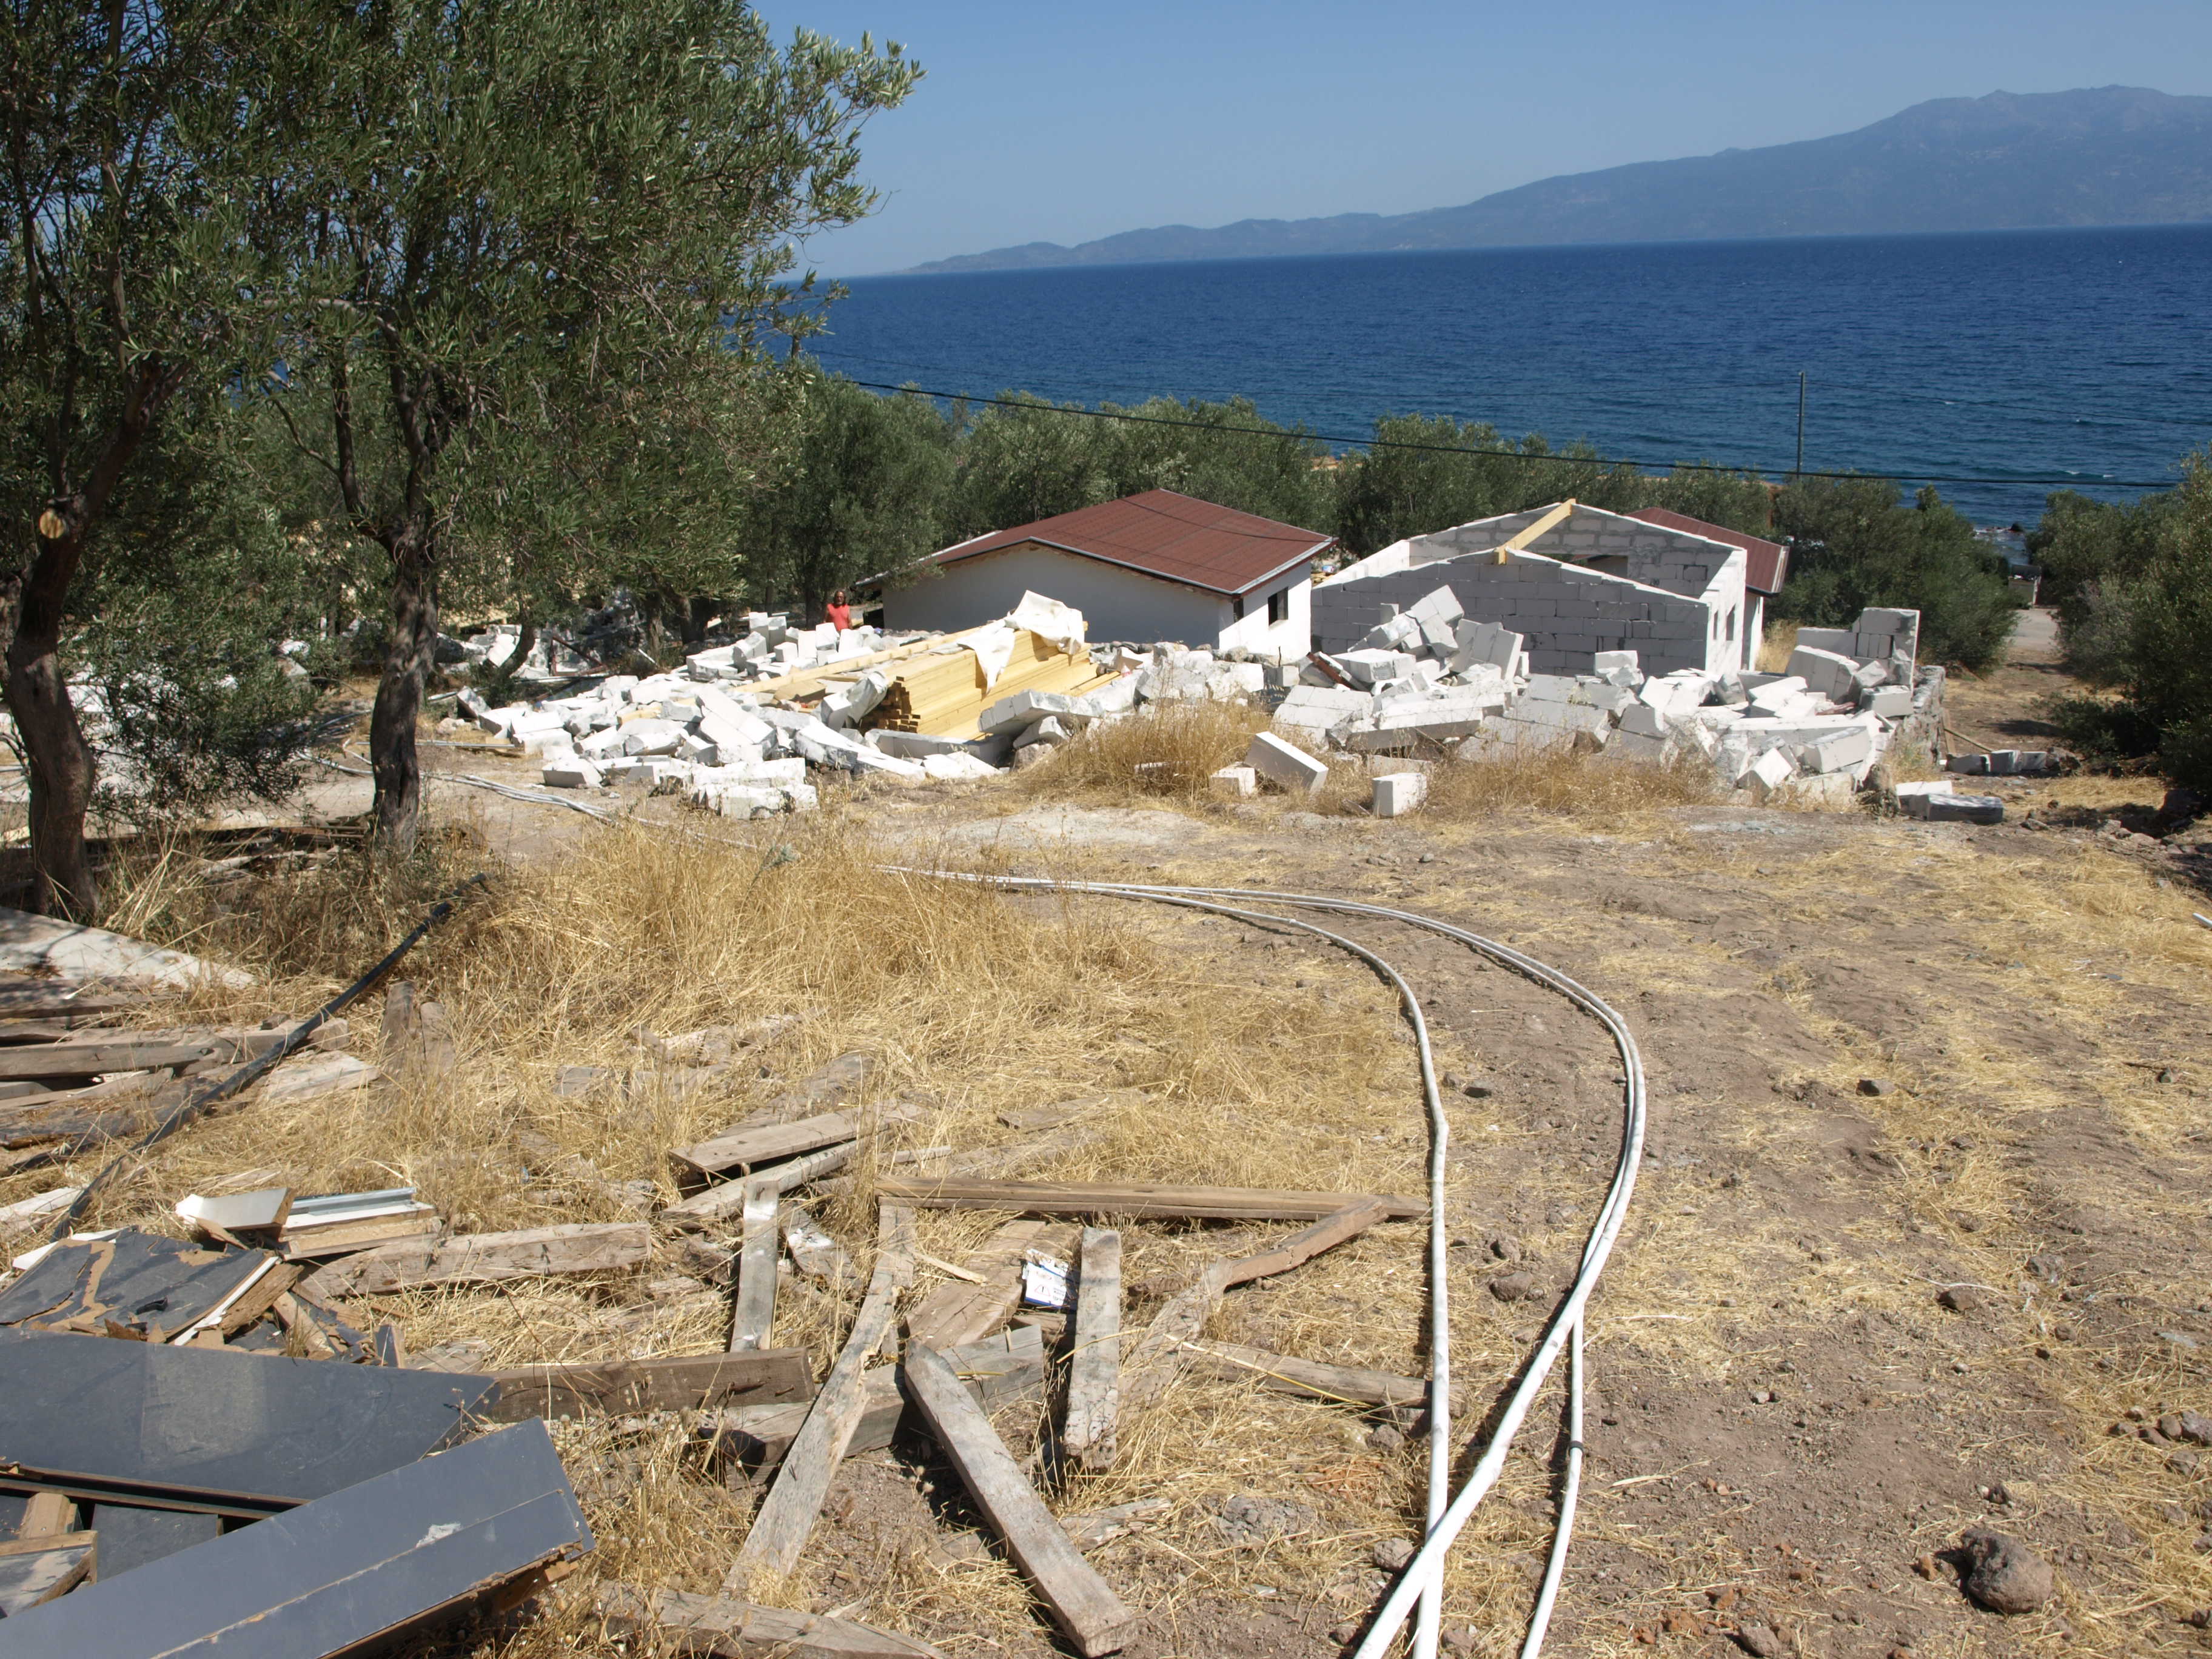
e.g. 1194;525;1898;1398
868;630;1114;739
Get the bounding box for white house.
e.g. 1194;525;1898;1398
879;489;1333;660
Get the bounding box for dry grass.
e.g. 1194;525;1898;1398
1016;699;1273;803
1755;619;1800;674
0;820;1500;1654
1419;745;1720;822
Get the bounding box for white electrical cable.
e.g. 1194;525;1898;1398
890;870;1646;1659
1518;1318;1583;1659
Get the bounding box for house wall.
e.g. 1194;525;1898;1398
882;541;1310;656
1216;573;1311;660
1312;550;1726;677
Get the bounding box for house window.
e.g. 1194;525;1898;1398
1726;607;1737;643
1231;595;1245;621
1267;588;1290;626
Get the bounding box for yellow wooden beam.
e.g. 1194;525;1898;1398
1493;498;1577;564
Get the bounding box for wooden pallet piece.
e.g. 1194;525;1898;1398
903;1342;1136;1657
726;1204;914;1586
728;1182;780;1353
1121;1201;1390;1414
1063;1227;1122;1471
872;1178;1418;1222
599;1581;947;1657
304;1222;650;1297
905;1218;1070;1350
1179;1338;1437;1412
478;1349;813;1423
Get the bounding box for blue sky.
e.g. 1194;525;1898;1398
768;1;2212;275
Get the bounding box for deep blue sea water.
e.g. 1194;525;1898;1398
820;225;2212;525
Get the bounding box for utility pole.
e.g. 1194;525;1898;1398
1795;372;1806;477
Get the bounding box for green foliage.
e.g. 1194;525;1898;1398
1090;396;1331;529
1329;416;1647;555
1643;464;1775;537
2040;452;2212;791
1771;477;2015;669
745;377;956;612
2023;487;2180;636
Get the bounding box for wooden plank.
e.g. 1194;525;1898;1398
0;1042;209;1081
676;1110;865;1180
664;1141;856;1225
478;1349;814;1424
1494;497;1577;561
1063;1228;1122;1472
905;1219;1050;1349
1121;1202;1389;1415
0;1534;95;1614
15;1490;76;1540
599;1581;946;1657
873;1178;1418;1222
1180;1339;1437;1411
903;1342;1136;1657
782;1210;853;1288
726;1204;915;1586
0;1526;96;1558
728;1182;780;1353
303;1222;650;1297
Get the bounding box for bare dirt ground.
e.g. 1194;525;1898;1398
10;619;2210;1659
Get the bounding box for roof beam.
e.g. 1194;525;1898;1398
1493;498;1577;563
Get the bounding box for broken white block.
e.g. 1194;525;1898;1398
1245;731;1329;796
1786;645;1860;704
620;718;685;756
1862;685;1914;719
1371;772;1428;818
1335;649;1418;688
1799;723;1874;775
541;756;604;789
679;733;718;765
1014;716;1071;749
691;784;786;819
692;758;807;788
578;727;628;761
1208;764;1258;799
1361;613;1422;651
920;752;1001;782
1743;747;1798;802
980;689;1080;735
1592;649;1641;686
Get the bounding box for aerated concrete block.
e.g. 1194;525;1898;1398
1923;791;2003;824
1793;626;1856;655
1862;685;1913;719
1246;731;1329;795
541;756;603;789
980;689;1081;735
1209;765;1258;799
1371;772;1428;818
620;718;685;756
1800;723;1875;775
1743;746;1797;801
1593;649;1641;686
1336;648;1418;687
1787;645;1860;703
1014;716;1071;749
1945;751;1992;775
920;752;1001;782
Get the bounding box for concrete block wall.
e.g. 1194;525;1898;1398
1312;551;1723;677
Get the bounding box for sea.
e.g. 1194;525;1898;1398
819;224;2212;527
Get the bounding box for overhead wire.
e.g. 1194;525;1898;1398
831;374;2184;491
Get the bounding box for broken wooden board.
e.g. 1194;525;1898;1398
0;1228;281;1342
0;1419;590;1657
708;1326;1045;1483
674;1104;911;1181
781;1210;853;1287
734;1051;876;1128
257;1050;384;1108
273;1210;442;1261
303;1221;649;1297
598;1582;945;1657
1120;1201;1392;1415
905;1219;1074;1350
1179;1339;1437;1412
1064;1228;1122;1471
726;1205;914;1586
0;907;253;990
0;1530;95;1615
873;1178;1418;1221
728;1183;780;1353
0;1041;210;1081
0;1328;493;1517
904;1341;1135;1657
663;1141;859;1224
0;983;143;1019
477;1349;814;1424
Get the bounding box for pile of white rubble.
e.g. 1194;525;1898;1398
1261;586;1940;807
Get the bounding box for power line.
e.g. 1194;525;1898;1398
836;375;2183;491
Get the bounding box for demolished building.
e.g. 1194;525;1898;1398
1313;500;1754;678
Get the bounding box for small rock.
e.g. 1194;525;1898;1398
2171;1409;2212;1446
1938;1285;1989;1314
1442;1632;1477;1654
1958;1529;2056;1614
2027;1255;2063;1280
1371;1537;1415;1572
1366;1424;1405;1452
1486;1235;1523;1263
2170;1450;2201;1477
1489;1272;1537;1302
1329;1622;1359;1644
2159;1501;2191;1527
1858;1077;1897;1096
1212;1491;1317;1548
1734;1623;1785;1657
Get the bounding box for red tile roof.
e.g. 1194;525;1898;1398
1626;507;1789;594
929;490;1335;598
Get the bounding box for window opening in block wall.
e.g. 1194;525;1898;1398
1232;594;1245;621
1727;606;1737;643
1267;588;1289;625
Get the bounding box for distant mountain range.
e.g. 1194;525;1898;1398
903;86;2212;275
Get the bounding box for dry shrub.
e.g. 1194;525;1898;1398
1018;699;1270;803
1418;744;1719;821
1755;618;1799;673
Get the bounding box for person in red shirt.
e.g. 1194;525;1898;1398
824;589;852;632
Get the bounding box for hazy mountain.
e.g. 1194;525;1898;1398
902;87;2212;275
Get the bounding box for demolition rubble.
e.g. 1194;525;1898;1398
466;578;1966;823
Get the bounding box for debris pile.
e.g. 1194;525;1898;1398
1270;592;1947;810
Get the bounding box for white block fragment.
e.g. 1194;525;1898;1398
1208;765;1258;799
1371;772;1428;818
1245;731;1329;796
541;756;603;789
